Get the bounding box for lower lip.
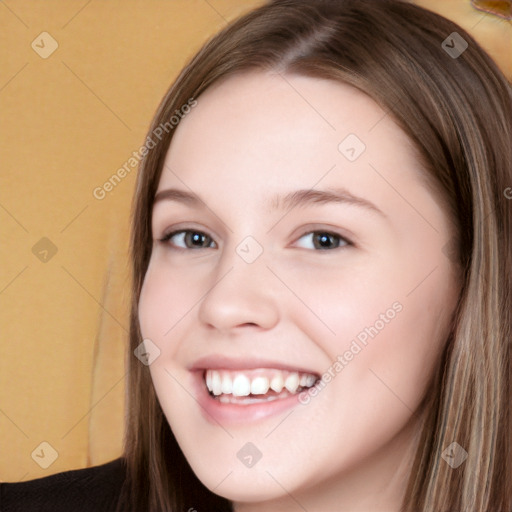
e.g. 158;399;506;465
192;371;304;425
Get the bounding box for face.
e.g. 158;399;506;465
138;71;461;510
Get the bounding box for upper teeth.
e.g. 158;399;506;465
205;369;317;397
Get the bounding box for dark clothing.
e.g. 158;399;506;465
0;458;125;512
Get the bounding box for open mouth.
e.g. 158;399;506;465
203;368;320;405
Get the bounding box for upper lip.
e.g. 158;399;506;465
189;354;320;376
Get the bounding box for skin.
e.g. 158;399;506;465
138;71;461;512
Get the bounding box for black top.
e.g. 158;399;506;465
0;458;125;512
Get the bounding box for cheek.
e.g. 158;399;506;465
344;273;457;413
271;254;386;334
138;261;200;408
138;257;199;342
277;258;403;360
298;254;458;418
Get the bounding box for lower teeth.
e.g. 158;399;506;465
214;389;298;404
219;395;286;404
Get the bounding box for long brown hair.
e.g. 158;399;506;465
117;1;512;510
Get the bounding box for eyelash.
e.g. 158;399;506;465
158;228;353;251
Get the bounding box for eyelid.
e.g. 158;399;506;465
158;222;219;242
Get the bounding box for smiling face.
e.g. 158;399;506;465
138;71;461;511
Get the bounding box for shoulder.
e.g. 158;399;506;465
0;458;126;512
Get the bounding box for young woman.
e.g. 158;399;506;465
1;1;510;511
121;0;512;510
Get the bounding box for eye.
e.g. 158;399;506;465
158;228;351;251
159;229;216;250
295;231;351;250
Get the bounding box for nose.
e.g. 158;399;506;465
197;242;280;334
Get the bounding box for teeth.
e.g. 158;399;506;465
284;372;299;393
301;374;317;387
221;373;232;394
211;370;222;396
218;393;289;404
232;374;251;397
204;369;317;398
270;374;284;393
251;376;270;395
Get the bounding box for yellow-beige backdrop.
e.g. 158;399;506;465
1;0;510;483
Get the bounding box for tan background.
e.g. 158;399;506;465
0;0;510;482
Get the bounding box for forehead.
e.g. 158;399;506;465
171;70;398;147
161;70;418;184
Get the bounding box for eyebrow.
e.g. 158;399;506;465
153;187;385;217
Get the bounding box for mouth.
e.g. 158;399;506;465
203;368;320;405
189;356;322;424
